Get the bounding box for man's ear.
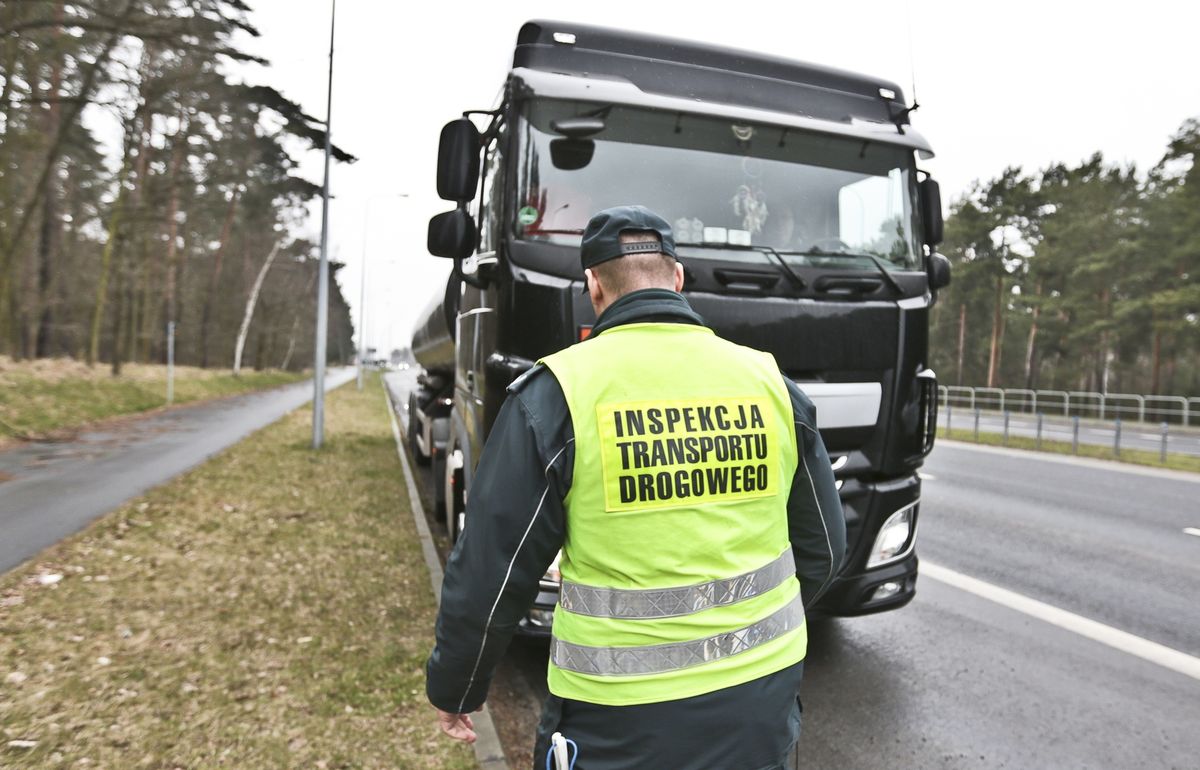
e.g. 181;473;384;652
586;268;603;305
673;261;685;292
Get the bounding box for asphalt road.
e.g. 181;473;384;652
390;371;1200;768
938;408;1200;458
0;368;355;574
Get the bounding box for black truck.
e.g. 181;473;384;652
408;20;950;627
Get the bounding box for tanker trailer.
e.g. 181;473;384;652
408;279;458;519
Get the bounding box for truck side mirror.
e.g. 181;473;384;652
919;177;944;247
927;252;951;290
428;209;476;259
437;118;482;202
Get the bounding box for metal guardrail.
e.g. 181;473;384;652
937;402;1200;462
938;386;1196;426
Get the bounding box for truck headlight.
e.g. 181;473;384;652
539;550;562;591
867;503;917;568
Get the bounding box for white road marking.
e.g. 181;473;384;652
922;561;1200;682
918;472;936;481
1184;528;1200;538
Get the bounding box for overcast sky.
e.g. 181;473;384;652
230;0;1200;354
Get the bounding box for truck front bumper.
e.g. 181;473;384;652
516;588;558;637
517;471;924;629
811;471;922;617
811;551;918;617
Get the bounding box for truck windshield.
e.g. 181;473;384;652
513;100;922;271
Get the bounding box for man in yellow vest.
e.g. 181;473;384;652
427;205;846;769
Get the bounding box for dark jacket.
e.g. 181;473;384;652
426;289;847;769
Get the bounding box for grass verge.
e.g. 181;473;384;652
0;356;306;442
0;373;474;769
937;427;1200;474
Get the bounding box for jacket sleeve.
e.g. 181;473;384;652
783;378;848;609
425;369;572;714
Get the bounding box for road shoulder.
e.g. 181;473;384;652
384;381;510;770
0;373;475;768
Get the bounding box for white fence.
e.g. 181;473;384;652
939;386;1198;426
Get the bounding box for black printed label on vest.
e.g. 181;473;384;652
595;397;779;511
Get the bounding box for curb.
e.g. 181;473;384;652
383;383;510;770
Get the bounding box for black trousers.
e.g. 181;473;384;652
532;661;804;770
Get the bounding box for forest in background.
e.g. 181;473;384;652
931;119;1200;397
3;3;1197;392
0;0;356;374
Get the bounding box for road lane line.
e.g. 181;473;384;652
1184;528;1200;538
921;561;1200;682
918;472;936;481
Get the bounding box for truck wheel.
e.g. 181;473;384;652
431;448;446;519
429;417;450;511
444;446;466;543
409;393;430;466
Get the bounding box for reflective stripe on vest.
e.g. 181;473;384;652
540;322;805;706
560;549;796;619
551;592;805;676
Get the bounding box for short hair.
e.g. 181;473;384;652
592;231;678;296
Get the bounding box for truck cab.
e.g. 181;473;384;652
415;20;949;624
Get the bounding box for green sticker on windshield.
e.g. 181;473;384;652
517;206;539;226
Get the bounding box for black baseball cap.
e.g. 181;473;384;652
580;205;677;274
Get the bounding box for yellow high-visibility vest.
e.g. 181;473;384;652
540;321;805;706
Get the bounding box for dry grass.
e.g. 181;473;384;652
0;373;474;769
937;426;1200;474
0;356;306;442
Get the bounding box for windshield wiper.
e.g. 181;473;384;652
676;241;806;290
798;248;903;294
749;245;806;290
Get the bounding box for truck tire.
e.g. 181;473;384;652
409;393;430;466
430;417;450;517
444;444;466;543
431;448;446;519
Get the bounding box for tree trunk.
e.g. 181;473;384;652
0;2;133;306
986;272;1004;388
233;241;280;375
1023;281;1042;390
33;0;66;358
136;251;157;362
280;316;299;370
200;186;241;368
1100;335;1112;395
161;114;187;351
1097;288;1112;394
1150;329;1162;395
110;256;127;376
127;257;143;362
87;154;130;366
956;303;966;386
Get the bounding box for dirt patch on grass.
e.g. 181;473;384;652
0;374;474;769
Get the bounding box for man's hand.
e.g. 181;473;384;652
435;707;478;743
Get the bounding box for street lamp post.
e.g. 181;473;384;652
357;193;409;390
312;0;336;450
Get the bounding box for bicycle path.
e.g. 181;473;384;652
0;368;355;574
